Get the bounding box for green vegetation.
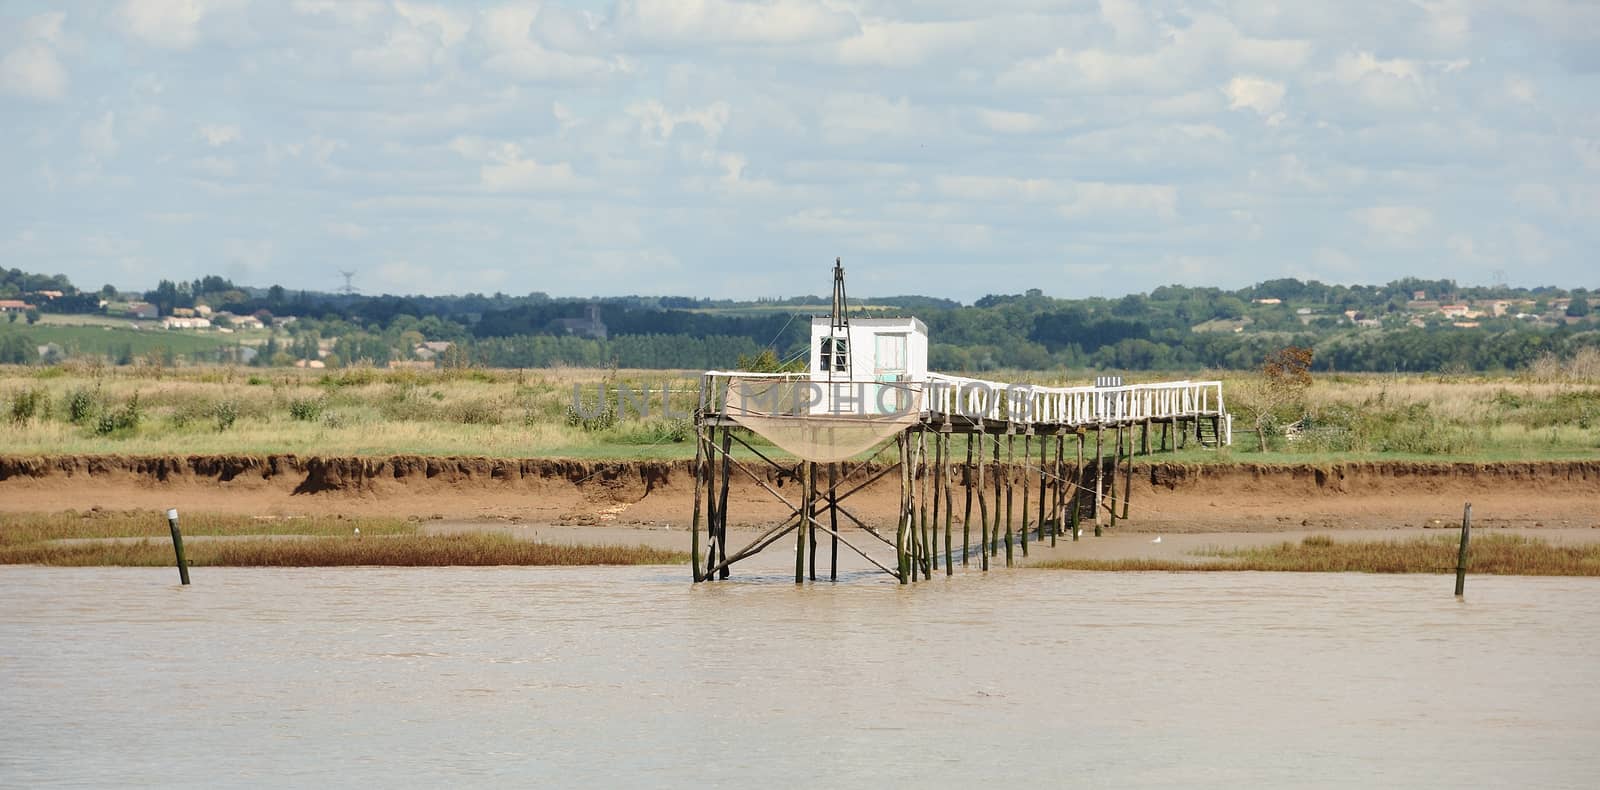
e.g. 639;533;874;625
1;363;1597;459
0;511;687;567
1031;534;1600;576
5;267;1600;373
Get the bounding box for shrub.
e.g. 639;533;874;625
64;387;99;424
447;398;502;425
322;410;347;429
288;397;324;422
95;394;143;436
8;387;49;425
213;400;238;431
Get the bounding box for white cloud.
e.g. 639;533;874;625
198;124;240;146
0;13;71;101
616;0;859;47
626;100;731;144
975;108;1046;134
119;0;214;50
1353;205;1433;240
1330;51;1427;109
0;44;67;101
478;5;629;81
325;222;371;240
1224;76;1286;122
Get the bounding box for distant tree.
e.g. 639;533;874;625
1237;346;1314;451
25;308;39;325
1567;296;1590;317
99;284;118;299
0;332;38;364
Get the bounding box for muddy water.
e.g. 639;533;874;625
2;568;1597;788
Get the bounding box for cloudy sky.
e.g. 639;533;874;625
1;1;1596;301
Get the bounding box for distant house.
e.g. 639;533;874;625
193;304;213;316
172;307;197;317
1451;321;1481;328
1440;304;1472;318
413;341;453;361
549;304;608;340
32;290;64;300
125;302;158;320
0;299;34;313
1407;300;1440;311
1413;290;1427;300
293;359;326;369
162;316;212;330
1251;297;1282;305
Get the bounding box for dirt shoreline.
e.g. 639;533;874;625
2;455;1597;535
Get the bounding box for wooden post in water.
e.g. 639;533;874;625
796;460;809;584
703;426;719;580
716;428;733;579
165;508;190;585
1051;431;1063;546
829;462;839;582
897;432;909;584
932;429;943;574
690;423;706;582
963;434;974;567
1455;502;1472;597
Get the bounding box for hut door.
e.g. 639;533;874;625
871;333;909;413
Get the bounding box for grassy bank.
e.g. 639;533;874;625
0;511;688;567
1031;534;1600;576
1;363;1597;460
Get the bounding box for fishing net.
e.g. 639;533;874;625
721;377;923;463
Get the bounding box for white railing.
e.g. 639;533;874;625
924;373;1225;427
700;371;1226;434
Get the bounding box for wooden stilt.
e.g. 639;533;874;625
1051;430;1063;546
897;432;910;584
1037;432;1048;542
1020;433;1030;559
690;422;706;582
828;462;839;582
796;460;809;584
931;429;943;573
976;430;989;571
943;431;954;575
1004;432;1015;567
704;426;720;580
1071;432;1083;541
1121;427;1133;520
919;427;931;579
1093;426;1104;538
1113;422;1126;527
991;432;1002;558
717;428;733;578
963;434;974;567
1142;418;1151;455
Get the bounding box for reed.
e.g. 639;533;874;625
2;532;688;567
1029;534;1600;576
0;511;415;547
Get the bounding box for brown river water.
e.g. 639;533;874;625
2;567;1597;788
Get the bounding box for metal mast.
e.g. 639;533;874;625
827;258;851;394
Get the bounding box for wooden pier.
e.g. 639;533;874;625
689;373;1229;583
690;260;1230;584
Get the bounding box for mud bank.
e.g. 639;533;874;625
2;455;1597;532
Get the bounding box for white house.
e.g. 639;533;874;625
809;317;928;415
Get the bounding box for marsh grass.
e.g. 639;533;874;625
0;511;688;566
1031;534;1600;576
2;365;1596;459
0;511;416;547
2;534;687;567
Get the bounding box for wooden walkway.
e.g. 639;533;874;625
690;372;1231;584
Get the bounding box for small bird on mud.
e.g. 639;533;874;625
354;527;361;539
1151;536;1162;544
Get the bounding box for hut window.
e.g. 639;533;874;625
820;336;849;373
